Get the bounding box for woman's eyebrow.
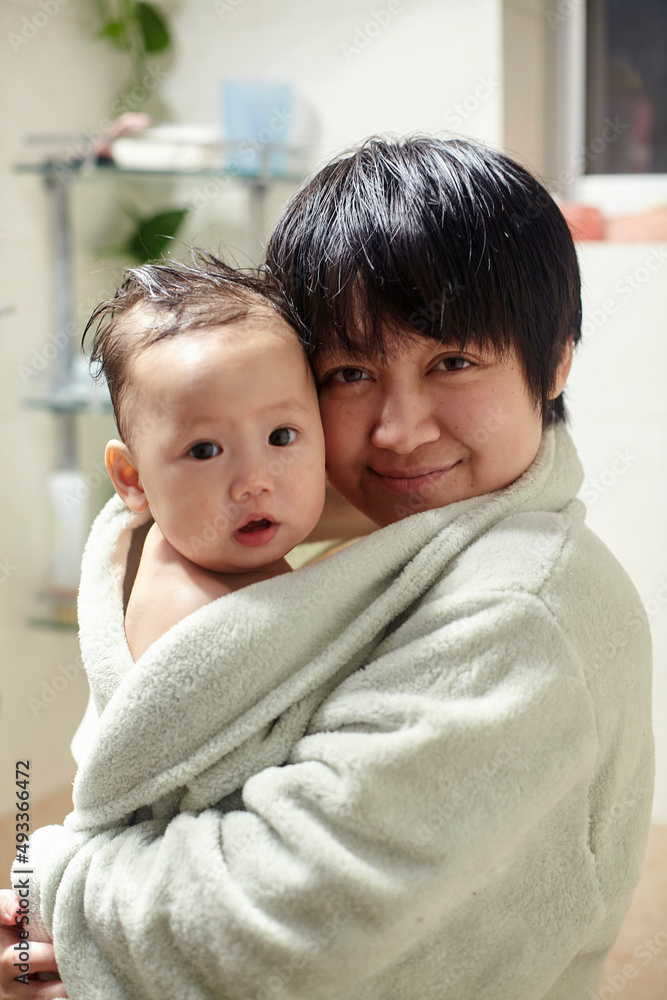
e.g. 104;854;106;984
314;347;369;365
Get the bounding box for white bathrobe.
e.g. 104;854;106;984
19;425;654;1000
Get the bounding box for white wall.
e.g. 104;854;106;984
0;0;503;819
163;0;502;157
568;242;667;823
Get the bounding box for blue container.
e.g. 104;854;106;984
221;78;295;177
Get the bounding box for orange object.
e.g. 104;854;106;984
605;206;667;241
558;203;606;242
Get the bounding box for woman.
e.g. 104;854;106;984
0;137;654;1000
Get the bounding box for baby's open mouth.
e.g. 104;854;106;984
238;518;273;533
234;516;280;548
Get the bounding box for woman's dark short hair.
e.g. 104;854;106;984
265;136;582;425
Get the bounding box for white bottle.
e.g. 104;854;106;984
47;469;89;591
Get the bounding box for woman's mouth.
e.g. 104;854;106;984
369;463;460;493
233;516;280;547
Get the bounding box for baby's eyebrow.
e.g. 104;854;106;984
173;418;220;438
257;399;313;416
176;399;312;431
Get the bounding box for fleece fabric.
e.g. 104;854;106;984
20;426;654;1000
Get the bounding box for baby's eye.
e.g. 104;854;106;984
269;427;297;447
188;442;221;460
436;356;472;371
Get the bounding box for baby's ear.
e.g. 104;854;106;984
105;440;149;513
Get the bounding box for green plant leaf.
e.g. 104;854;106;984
94;243;134;260
136;2;171;53
97;19;129;48
126;208;188;262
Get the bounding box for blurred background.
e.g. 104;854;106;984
1;0;666;990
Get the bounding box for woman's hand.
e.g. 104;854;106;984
0;891;66;1000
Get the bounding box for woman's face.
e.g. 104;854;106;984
313;331;571;527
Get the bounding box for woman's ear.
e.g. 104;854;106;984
105;440;149;513
549;337;574;400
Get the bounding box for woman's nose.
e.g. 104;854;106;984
370;389;441;453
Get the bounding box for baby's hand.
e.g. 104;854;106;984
0;890;66;999
0;893;17;927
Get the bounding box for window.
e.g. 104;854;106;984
586;0;667;174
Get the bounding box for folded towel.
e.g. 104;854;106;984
19;426;654;1000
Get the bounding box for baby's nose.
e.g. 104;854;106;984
229;463;274;501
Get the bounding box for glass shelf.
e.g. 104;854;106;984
22;379;113;416
24;396;112;415
14;155;305;185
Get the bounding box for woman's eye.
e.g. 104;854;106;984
188;441;221;460
437;356;471;371
330;367;367;383
269;427;297;447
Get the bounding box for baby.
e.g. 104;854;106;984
86;252;327;661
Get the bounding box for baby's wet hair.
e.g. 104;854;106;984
84;250;297;444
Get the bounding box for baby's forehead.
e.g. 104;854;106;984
120;299;302;356
124;305;313;391
121;311;315;445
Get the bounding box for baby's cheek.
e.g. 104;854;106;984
290;467;326;511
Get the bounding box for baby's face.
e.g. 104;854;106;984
125;317;326;573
